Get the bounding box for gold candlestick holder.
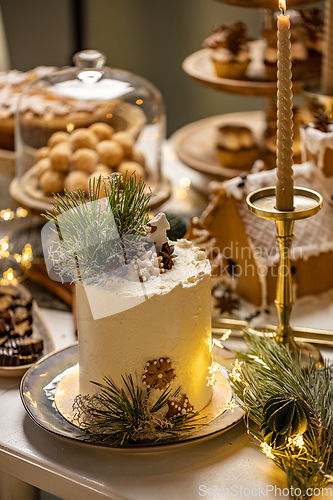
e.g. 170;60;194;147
246;186;324;369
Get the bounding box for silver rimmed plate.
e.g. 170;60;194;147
20;343;244;451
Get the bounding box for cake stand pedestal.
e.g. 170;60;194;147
246;186;324;369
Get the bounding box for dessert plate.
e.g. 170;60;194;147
182;48;306;97
0;298;55;378
10;170;171;215
20;343;244;451
171;111;266;179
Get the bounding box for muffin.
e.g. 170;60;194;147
216;124;259;170
262;22;307;81
203;22;251;80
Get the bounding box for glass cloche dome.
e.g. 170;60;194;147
13;50;167;212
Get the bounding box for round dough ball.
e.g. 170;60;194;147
72;148;99;173
117;161;145;182
49;142;71;172
88;171;109;198
112;131;134;156
64;171;89;193
48;131;70;148
34;157;52;180
39;170;64;195
35;146;50;162
89;122;114;141
94;164;113;175
129;149;146;168
69;128;99;150
96;140;124;167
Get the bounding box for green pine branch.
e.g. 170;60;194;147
72;374;203;446
43;173;153;282
231;332;333;499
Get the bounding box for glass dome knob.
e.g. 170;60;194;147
73;50;106;69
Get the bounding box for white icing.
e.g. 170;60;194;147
0;66;113;119
77;240;213;412
212;46;249;63
217;128;254;151
300;124;333;170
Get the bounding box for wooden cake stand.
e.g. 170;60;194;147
171;111;266;180
182;48;306;97
177;0;320;179
217;0;319;7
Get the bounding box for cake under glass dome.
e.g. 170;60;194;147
13;50;167;212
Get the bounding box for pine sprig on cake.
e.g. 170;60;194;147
43;173;153;282
230;332;333;499
72;373;202;446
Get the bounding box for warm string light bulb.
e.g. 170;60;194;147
206;361;220;386
0;208;32;285
1;268;18;286
0;207;28;220
0;237;10;259
0;236;33;284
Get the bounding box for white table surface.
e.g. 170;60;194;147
0;146;333;500
1;307;333;500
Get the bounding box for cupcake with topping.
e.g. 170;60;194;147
204;22;251;80
216;124;259;170
262;24;307;81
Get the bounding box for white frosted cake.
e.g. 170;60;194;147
77;239;213;413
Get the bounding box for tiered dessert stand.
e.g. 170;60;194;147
173;0;320;181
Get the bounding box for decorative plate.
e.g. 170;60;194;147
20;343;244;451
171;111;266;179
0;285;55;378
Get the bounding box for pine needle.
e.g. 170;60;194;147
72;374;203;446
231;332;333;499
43;173;153;282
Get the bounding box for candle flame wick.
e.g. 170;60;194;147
279;0;286;13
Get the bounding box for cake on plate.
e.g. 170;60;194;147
77;236;212;412
0;67;55;151
43;174;217;443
